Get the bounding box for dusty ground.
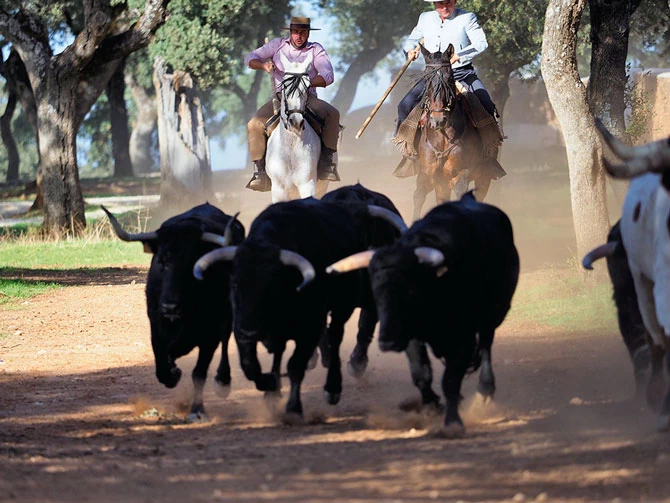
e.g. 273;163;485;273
1;156;669;502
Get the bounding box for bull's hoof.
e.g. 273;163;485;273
307;348;319;371
186;409;209;423
431;421;466;439
255;373;279;392
282;412;306;426
476;380;496;401
324;390;341;405
347;356;368;378
214;378;232;398
159;367;182;389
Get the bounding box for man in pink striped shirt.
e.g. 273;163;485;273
245;17;340;192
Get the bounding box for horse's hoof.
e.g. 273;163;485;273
656;413;670;432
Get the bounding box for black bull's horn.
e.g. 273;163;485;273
326;247;446;275
581;242;618;270
102;206;238;252
596;118;670;178
101;205;158;244
193;247;316;292
367;205;408;234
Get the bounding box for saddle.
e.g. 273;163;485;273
391;84;504;179
264;106;325;138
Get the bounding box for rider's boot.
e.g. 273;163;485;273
317;147;340;182
246;158;272;192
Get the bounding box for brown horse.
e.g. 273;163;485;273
412;44;501;221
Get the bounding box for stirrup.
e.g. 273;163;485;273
318;165;340;182
246;172;272;192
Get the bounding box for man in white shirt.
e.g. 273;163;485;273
395;0;501;149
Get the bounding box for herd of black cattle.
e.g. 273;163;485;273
101;123;670;435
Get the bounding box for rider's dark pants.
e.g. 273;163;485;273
395;64;497;136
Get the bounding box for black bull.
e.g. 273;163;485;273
328;192;519;431
193;196;405;419
103;203;245;422
321;183;440;406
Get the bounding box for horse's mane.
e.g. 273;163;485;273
417;52;456;104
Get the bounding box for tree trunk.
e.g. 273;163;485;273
1;85;20;183
126;71;157;174
587;0;641;137
153;56;214;214
107;58;133;178
37;81;86;236
541;0;609;262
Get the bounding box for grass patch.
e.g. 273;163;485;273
0;239;149;269
0;278;59;305
510;266;617;333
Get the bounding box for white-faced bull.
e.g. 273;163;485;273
327;192;519;433
321;183;441;407
193;197;405;421
102;203;245;422
595;119;670;430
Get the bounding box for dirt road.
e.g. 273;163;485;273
1;267;669;503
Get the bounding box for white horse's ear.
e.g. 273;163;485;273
279;51;291;70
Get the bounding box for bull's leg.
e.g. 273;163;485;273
476;328;496;401
440;334;476;432
285;340;320;418
188;341;219;422
324;311;350;405
214;327;232;397
266;343;285;400
647;343;666;412
348;308;378;378
151;326;182;388
413;174;432;222
237;341;278;392
405;339;440;407
318;324;331;369
655;347;670;431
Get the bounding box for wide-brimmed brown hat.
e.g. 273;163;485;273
283;16;320;31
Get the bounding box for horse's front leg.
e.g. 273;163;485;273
296;179;318;199
413;173;433;221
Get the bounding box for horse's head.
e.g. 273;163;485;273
278;52;313;134
420;43;456;129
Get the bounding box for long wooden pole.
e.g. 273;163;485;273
354;42;422;140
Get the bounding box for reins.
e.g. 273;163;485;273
280;72;310;125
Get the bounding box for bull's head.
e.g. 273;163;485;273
596;118;670;180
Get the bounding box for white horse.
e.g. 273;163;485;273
266;52;329;202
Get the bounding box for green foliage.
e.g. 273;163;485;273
319;0;426;67
460;0;547;86
150;0;290;90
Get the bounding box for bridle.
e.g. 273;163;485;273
280;71;310;129
422;63;457;119
421;62;459;158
